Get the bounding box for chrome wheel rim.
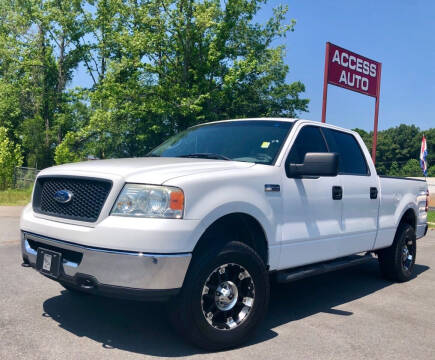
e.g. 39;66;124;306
401;238;414;271
201;263;255;330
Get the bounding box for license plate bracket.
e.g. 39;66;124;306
36;248;62;278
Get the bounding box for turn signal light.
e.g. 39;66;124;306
170;190;184;211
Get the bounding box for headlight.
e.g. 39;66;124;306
111;184;184;219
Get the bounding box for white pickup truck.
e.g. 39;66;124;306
20;118;429;350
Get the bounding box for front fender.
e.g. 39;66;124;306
164;165;283;268
189;201;280;269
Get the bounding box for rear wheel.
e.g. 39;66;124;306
169;241;269;350
378;223;416;282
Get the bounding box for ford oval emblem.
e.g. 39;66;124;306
54;189;73;204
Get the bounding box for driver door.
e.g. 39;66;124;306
279;125;343;270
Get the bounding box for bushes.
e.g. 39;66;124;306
0;127;23;190
388;159;433;177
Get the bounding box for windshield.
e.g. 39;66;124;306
149;120;293;165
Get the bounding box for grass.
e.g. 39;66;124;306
428;210;435;228
0;188;33;206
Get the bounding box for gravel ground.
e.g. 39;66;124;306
1;207;434;360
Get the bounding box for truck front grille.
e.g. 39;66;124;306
33;176;112;222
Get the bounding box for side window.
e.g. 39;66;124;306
286;126;328;164
323;128;368;175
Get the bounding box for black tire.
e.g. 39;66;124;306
169;241;269;351
378;223;416;282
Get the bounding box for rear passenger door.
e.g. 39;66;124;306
323;128;380;252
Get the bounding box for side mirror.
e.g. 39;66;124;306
288;152;339;178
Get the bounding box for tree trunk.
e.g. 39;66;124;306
38;24;50;147
56;34;66;144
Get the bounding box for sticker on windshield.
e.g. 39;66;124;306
261;141;270;149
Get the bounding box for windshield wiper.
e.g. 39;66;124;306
179;153;231;161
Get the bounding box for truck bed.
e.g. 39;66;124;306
375;176;428;249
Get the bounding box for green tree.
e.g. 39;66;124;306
55;0;309;162
0;0;91;168
388;161;401;176
0;127;23;189
354;124;424;175
353;128;372;152
400;159;422;177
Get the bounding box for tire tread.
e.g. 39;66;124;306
378;223;416;282
168;241;269;350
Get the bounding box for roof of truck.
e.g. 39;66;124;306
199;118;358;135
201;117;299;125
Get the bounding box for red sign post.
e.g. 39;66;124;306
321;42;382;163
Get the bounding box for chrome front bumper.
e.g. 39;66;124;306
22;232;191;298
417;223;428;239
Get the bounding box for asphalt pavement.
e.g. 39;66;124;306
1;207;434;360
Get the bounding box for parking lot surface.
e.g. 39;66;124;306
1;207;434;360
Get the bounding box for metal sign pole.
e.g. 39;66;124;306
371;63;382;164
321;42;330;123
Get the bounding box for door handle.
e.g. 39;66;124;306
370;187;378;199
332;186;342;200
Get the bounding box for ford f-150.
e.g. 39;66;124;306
20;118;429;349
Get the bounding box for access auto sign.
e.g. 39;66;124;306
321;42;382;163
326;43;380;97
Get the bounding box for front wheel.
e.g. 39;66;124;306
378;223;416;282
169;241;269;350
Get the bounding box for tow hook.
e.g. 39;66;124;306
75;275;97;290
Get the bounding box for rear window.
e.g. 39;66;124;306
323;128;369;175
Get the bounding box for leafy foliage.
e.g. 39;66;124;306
355;125;434;177
55;0;309;161
0;0;433;184
0;0;89;168
0;0;309;168
0;127;23;190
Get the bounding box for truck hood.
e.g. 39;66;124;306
39;157;255;184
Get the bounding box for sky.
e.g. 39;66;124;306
71;0;435;132
260;0;435;131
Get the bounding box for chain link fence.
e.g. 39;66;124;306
13;167;39;189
